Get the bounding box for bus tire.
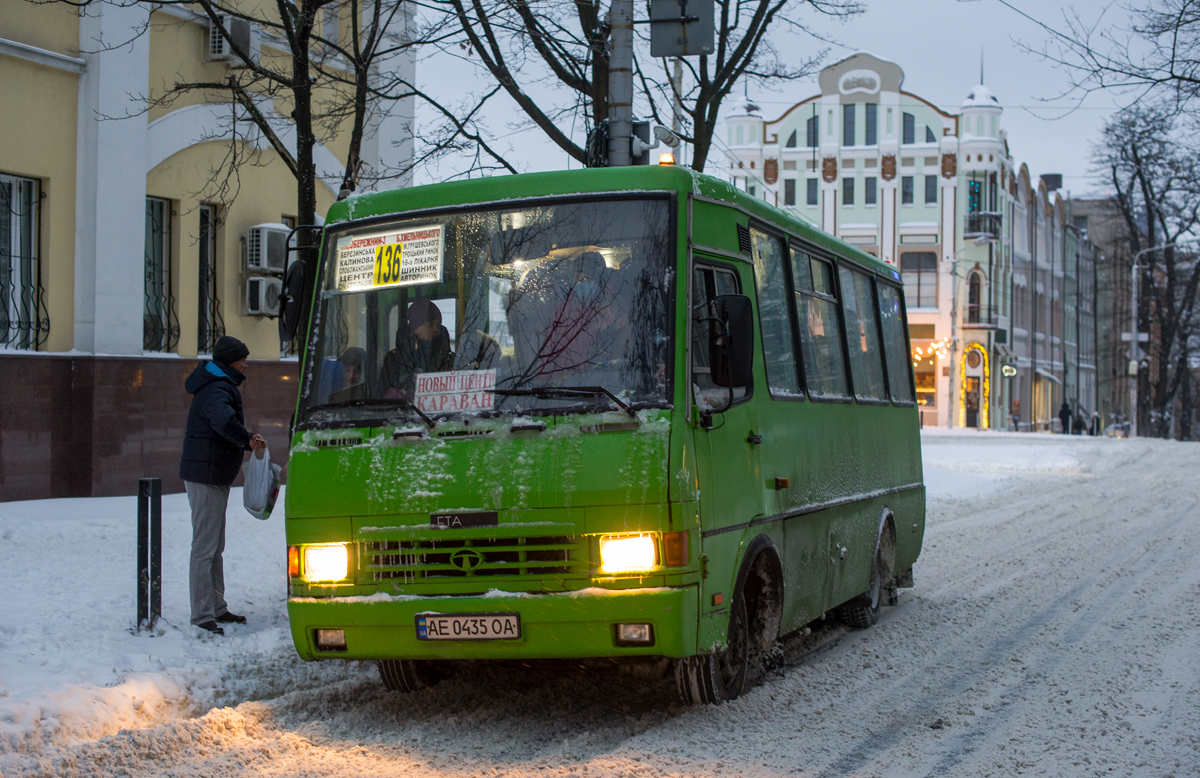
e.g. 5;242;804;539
675;595;749;704
841;520;896;630
378;659;432;693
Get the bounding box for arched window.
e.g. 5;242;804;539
786;129;797;148
736;125;744;145
967;272;982;323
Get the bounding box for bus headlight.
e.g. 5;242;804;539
599;534;657;574
303;543;350;582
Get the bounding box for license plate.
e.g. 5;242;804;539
416;612;521;641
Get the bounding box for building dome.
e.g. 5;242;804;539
963;84;999;108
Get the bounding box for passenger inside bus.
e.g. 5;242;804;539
381;299;456;401
328;347;369;403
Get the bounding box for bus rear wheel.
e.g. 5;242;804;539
841;522;896;629
378;659;443;693
675;596;749;704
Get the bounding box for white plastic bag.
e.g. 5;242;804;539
242;446;283;520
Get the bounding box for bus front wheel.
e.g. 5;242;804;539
675;596;749;704
378;659;443;693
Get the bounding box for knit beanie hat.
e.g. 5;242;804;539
213;335;250;365
406;299;442;330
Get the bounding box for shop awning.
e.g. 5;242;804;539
1035;367;1062;385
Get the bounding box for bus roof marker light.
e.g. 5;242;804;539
658;152;675;166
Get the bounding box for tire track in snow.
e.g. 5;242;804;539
918;500;1198;776
804;447;1199;778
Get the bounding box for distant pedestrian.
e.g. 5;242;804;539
1058;401;1073;435
180;336;266;635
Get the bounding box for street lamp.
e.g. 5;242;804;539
946;233;994;428
1127;239;1200;437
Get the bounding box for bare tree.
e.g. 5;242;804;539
43;0;520;344
1039;0;1200;115
433;0;861;172
1093;103;1200;438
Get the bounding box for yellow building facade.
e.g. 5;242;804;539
1;0;414;359
0;1;414;499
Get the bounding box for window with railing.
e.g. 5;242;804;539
197;204;225;354
966;211;1003;237
967;272;982;323
0;173;49;350
966;176;1002;236
144;197;179;352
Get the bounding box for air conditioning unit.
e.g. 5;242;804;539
209;15;260;67
246;223;290;274
247;276;284;317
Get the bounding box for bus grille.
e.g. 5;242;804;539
363;536;586;582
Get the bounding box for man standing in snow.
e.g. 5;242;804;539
1058;401;1073;435
180;336;266;635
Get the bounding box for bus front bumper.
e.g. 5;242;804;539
287;585;697;661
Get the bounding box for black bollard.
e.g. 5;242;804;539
137;478;163;630
149;478;162;624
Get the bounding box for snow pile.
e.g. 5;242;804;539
919;427;1090;501
0;674;187;755
0;487;367;755
921;427;1085;473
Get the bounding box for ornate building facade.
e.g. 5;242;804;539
723;52;1099;431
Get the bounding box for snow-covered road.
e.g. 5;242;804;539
2;431;1198;777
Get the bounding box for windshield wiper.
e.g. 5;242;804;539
306;398;436;429
489;386;636;418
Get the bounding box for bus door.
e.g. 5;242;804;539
690;259;763;632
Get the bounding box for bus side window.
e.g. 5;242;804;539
877;283;916;404
838;265;888;402
749;228;803;399
790;248;850;399
692;265;747;409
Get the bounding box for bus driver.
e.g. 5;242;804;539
381;299;455;401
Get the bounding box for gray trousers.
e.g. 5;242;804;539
185;481;231;625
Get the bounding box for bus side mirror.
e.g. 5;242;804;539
709;294;754;388
278;260;306;342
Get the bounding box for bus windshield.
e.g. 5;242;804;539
301;196;674;426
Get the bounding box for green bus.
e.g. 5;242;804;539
283;164;923;703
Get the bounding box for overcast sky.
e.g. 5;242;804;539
414;0;1130;195
778;0;1128;197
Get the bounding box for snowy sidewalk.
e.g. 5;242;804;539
0;487;360;754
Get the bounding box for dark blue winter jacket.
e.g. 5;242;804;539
179;361;252;486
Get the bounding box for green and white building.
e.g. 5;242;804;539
723;52;1099;431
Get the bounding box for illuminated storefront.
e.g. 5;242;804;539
959;342;990;428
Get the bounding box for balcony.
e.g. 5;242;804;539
965;211;1002;239
963;304;1002;331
